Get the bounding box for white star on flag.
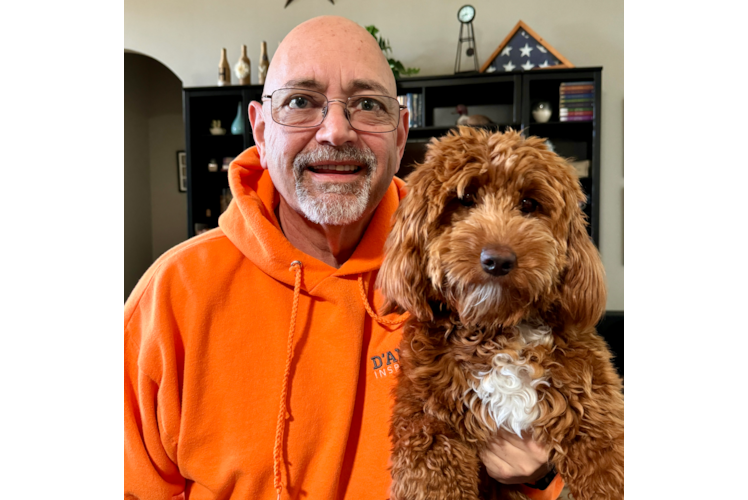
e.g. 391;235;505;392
540;60;549;67
503;61;516;71
521;60;535;70
519;43;533;57
500;46;512;57
536;45;547;53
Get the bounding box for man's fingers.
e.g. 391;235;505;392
479;449;518;483
480;428;553;485
494;428;549;457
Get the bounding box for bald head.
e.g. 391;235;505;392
248;15;410;240
264;16;397;97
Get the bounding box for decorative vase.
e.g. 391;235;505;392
532;101;553;123
258;41;270;85
218;48;231;86
231;102;244;135
235;45;251;85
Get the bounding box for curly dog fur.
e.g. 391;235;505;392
377;128;624;500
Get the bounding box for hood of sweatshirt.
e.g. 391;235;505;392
218;146;406;291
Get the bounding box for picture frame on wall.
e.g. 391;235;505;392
480;20;573;73
177;151;187;192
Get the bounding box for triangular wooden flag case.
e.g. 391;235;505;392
480;20;573;73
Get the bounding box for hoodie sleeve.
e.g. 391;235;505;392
125;268;186;500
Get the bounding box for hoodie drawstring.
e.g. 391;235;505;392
357;274;410;326
274;260;303;500
273;266;407;500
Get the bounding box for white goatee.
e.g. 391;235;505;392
292;144;377;226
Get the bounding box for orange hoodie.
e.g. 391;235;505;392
124;146;564;500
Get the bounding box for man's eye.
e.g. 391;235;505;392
520;197;540;213
288;96;309;109
353;97;383;112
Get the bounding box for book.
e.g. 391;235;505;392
560;81;594;87
559;87;594;94
560;93;595;99
560;116;593;122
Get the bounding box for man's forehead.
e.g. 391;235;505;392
280;77;393;96
265;18;397;98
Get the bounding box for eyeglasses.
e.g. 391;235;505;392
261;88;407;133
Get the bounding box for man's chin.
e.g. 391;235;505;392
297;193;370;226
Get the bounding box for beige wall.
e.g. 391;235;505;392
124;53;186;301
124;0;623;310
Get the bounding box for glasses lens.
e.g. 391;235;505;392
271;89;326;127
347;95;400;132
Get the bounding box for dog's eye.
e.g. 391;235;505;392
520;197;539;213
459;192;476;207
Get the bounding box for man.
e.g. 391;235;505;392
125;16;562;500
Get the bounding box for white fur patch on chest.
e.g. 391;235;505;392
467;322;553;437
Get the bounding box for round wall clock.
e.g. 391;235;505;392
458;5;475;23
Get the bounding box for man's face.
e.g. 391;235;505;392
249;20;409;226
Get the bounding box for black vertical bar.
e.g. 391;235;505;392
520;73;531;132
183;88;194;238
513;74;523;125
591;69;602;247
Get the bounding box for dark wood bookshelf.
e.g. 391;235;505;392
183;67;602;245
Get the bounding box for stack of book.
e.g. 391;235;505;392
559;82;594;122
398;93;423;128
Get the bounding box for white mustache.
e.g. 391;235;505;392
293;145;377;179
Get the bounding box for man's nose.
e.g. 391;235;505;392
316;100;357;146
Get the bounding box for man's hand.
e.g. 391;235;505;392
479;429;553;485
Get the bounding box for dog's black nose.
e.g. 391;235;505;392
480;248;516;276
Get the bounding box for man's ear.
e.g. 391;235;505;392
248;100;267;169
395;107;410;173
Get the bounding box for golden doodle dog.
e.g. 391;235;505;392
377;128;624;500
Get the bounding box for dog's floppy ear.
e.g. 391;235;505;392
376;165;437;322
559;209;607;330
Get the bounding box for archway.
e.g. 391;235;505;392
124;51;185;301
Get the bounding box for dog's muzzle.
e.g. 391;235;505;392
480;247;516;277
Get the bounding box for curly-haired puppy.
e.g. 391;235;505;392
377;128;623;500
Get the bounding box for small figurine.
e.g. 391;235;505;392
456;104;470;125
455;105;494;127
210;120;226;135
